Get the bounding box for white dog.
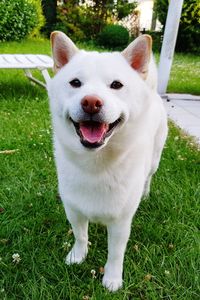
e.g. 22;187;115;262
47;31;168;292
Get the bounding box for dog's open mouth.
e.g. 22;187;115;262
71;118;122;148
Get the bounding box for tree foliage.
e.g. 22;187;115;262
56;1;87;41
154;0;200;52
55;0;137;41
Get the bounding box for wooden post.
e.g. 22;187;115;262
157;0;184;95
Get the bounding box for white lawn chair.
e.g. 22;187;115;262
0;54;53;88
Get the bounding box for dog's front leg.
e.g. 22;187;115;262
102;218;132;292
64;207;89;265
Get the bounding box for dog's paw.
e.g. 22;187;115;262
102;275;123;292
65;245;87;265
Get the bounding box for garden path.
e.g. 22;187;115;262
163;94;200;144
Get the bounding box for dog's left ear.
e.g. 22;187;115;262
50;31;79;73
122;35;152;80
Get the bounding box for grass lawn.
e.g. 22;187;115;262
165;54;200;95
0;39;200;299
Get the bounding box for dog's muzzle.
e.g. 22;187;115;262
69;95;124;149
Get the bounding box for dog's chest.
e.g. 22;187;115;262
57;150;144;221
60;167;128;219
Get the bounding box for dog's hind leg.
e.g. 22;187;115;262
143;120;168;198
65;208;89;265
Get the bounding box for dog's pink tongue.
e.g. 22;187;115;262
80;122;108;143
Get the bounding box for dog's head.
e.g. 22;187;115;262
48;31;153;152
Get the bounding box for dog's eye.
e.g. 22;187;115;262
69;78;82;88
110;81;123;90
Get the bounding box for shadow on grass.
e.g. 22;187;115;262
0;69;48;101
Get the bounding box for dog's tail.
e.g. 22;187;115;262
145;55;158;91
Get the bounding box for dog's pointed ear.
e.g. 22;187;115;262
122;35;152;80
50;31;79;73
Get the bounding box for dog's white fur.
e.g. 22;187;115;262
47;31;168;292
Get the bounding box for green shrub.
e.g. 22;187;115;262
98;24;129;50
175;27;200;53
0;0;45;41
30;0;45;37
55;1;137;42
55;2;86;42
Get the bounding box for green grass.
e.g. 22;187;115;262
167;53;200;95
153;52;200;95
0;39;200;299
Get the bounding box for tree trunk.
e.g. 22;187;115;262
41;0;57;35
151;1;157;31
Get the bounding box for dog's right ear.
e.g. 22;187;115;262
122;35;152;80
50;31;79;73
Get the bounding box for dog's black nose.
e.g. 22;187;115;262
81;95;103;114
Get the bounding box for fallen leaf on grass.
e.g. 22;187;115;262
99;267;104;274
168;243;174;249
144;274;152;281
0;239;9;245
0;149;19;154
67;228;73;235
133;244;139;252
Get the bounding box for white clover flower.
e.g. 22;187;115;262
62;242;71;251
164;270;170;275
91;269;96;279
82;296;90;300
12;253;21;263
